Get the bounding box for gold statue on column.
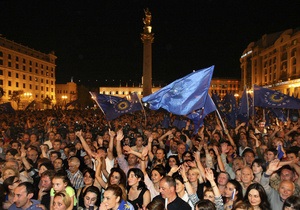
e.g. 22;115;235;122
143;8;152;34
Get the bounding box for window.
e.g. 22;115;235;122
23;75;26;79
0;51;3;57
29;61;32;65
0;79;3;85
30;84;32;89
29;67;32;72
16;56;19;61
41;79;44;83
16;82;19;87
0;60;3;65
16;73;19;78
8;62;11;67
8;81;11;86
29;76;32;81
35;69;38;74
46;87;49;91
0;70;3;75
8;54;11;59
41;86;44;91
46;80;49;84
51;81;54;85
8;71;11;77
23;59;26;64
23;83;26;88
36;86;38;90
23;66;26;71
16;64;19;69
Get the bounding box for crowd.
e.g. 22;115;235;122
0;108;300;210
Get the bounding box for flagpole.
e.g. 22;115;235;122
89;92;106;116
136;92;147;127
211;99;226;130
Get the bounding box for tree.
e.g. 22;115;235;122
42;96;52;109
77;85;94;109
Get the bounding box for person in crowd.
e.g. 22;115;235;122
100;184;134;210
240;166;254;196
79;186;101;210
243;183;271;210
145;199;165;210
3;176;21;209
9;182;42;210
38;170;56;210
282;195;300;210
52;192;72;210
153;176;191;210
127;168;150;210
50;172;76;210
195;200;216;210
77;168;99;208
53;158;64;172
251;159;266;183
165;155;180;174
223;179;243;210
260;159;295;210
66;156;84;190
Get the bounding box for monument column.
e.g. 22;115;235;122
141;8;154;97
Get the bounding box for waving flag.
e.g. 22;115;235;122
90;92;143;120
254;85;300;109
238;87;249;122
212;92;226;117
142;66;214;115
187;95;216;133
223;93;237;128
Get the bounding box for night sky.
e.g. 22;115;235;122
1;0;300;87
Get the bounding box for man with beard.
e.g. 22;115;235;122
38;170;55;209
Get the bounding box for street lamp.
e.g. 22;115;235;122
62;95;67;107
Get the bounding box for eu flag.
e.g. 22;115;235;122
90;92;143;121
223;93;237;128
211;92;226;117
237;87;249;123
254;85;300;109
142;66;214;115
187;95;216;133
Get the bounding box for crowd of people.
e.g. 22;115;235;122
0;108;300;210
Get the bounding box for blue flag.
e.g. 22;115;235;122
223;93;237;128
0;102;15;113
142;66;214;115
187;95;216;133
238;87;249;123
90;92;143;121
254;85;300;109
211;92;226;117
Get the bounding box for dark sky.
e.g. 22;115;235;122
1;0;300;87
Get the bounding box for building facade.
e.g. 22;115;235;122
240;28;300;96
0;35;56;109
100;78;240;99
55;82;77;106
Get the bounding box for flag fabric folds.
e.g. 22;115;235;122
0;102;15;113
187;95;216;133
90;92;143;121
211;92;226;117
142;66;214;115
254;85;300;109
237;87;249;123
223;93;237;128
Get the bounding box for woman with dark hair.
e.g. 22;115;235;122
243;183;271;210
283;195;300;210
195;200;216;210
127;168;150;210
146;199;165;210
165;155;180;174
100;185;134;210
77;168;100;208
80;186;101;210
2;176;21;209
95;159;127;201
223;179;243;210
251;159;266;183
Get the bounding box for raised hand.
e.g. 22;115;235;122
205;168;215;182
116;129;124;141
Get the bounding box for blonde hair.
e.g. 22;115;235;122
54;191;71;209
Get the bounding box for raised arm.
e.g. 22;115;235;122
213;145;225;171
76;130;94;157
116;129;124;158
95;156;108;189
147;135;154;161
107;129;115;160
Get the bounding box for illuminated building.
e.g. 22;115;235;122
55;81;77;106
210;78;240;98
100;78;240;99
0;35;56;109
240;28;300;97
